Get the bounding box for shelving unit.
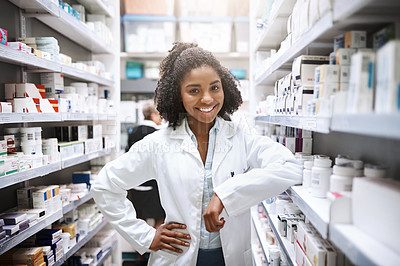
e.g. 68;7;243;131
0;0;120;263
250;0;400;265
0;210;63;255
251;210;269;264
96;240;118;265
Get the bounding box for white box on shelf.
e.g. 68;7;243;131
295;240;313;266
353;177;400;255
375;40;400;113
339;65;350;83
319;65;340;84
305;236;327;266
294;87;314;115
346;50;376;113
345;31;367;49
335;48;356;66
40;73;64;95
292;55;330;87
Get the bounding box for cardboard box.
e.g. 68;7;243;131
318;82;339;99
345;31;367;49
319;65;340;84
375;40;400;113
335;48;357;66
346;50;376;113
40;73;64;95
292;55;330;87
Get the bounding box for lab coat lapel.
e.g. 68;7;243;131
169;119;200;160
212;118;235;175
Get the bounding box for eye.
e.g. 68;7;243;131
211;85;220;91
189;88;199;94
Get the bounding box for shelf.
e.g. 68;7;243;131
0;113;62;124
0;45;114;85
0;209;63;255
329;224;400;266
9;0;113;54
0;45;61;72
63;193;92;215
251;210;269;263
61;148;113;169
286;186;330;239
331;113;400;140
252;244;265;266
254;0;296;51
61;65;114;87
76;0;114;18
64;218;107;259
0;161;61;189
255;115;331;133
96;240;118;265
261;202;296;266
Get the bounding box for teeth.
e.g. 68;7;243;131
199;106;213;112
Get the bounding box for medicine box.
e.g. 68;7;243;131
318;65;340;84
292;55;330;87
375;40;400;113
344;31;367;49
178;16;232;53
335;48;356;66
346;50;376;113
0;102;12;113
295;240;313;266
123;15;176;53
318;83;339;100
353;177;400;255
339;66;350;83
40;73;64;95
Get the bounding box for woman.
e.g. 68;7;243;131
91;42;302;266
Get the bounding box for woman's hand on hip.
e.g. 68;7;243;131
149;223;191;253
204;193;225;232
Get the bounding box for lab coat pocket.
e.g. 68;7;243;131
149;249;178;265
244;247;253;266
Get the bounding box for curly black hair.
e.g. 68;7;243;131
155;42;243;129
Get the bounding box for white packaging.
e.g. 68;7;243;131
295;240;313;266
296;221;316;252
375;40;400;113
363;164;387;178
287;219;298;244
317;82;339;99
305;236;327;266
292;55;330;87
346;50;376;113
311;158;332;198
0;102;12;113
330;164;356;192
12;98;38;113
335;48;357;66
15;83;44;99
5;83;16;100
294;87;314;116
0;140;7;157
40;73;64;95
345;31;367;49
353;177;400;256
340;65;351;83
302;138;312;154
319;65;340;84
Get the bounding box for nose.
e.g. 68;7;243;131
201;91;213;104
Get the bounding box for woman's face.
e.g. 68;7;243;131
180;66;224;128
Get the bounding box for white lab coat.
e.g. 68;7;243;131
91;117;302;266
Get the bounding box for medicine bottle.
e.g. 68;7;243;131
364;164;387;178
302;160;313;190
269;248;280;266
311;158;332;198
330;163;356;192
350;160;364;177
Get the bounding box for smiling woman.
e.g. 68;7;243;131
91;42;302;266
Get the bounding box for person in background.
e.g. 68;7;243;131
91;42;302;266
126;99;165;229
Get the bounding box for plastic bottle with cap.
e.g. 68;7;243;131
350;160;364;177
303;160;314;190
364;164;387;178
311;157;332;198
330;163;356;192
269;248;280;266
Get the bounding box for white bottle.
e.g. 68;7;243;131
302;160;314;190
364;164;387;178
311;158;332;198
330;163;356;192
269;248;280;266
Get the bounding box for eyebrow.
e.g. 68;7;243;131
185;80;221;88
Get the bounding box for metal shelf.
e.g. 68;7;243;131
253;0;296;51
0;45;61;72
63;193;92;215
331;113;400;140
286;186;330;239
64;218;107;259
251;210;269;264
8;0;113;54
96;240;118;265
61;148;113;169
0;209;63;255
61;65;114;87
0;161;61;189
329;224;400;266
255;115;331;134
76;0;114;18
0;113;62;124
121;79;157;94
261;202;295;266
